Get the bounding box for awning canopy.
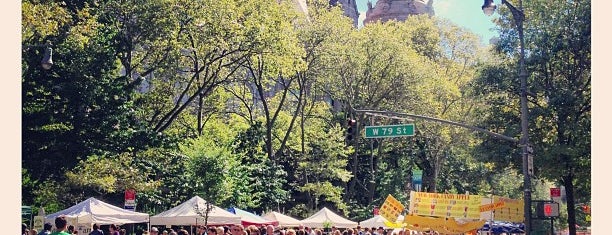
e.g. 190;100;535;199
262;211;302;228
45;197;149;225
358;215;404;229
228;207;278;227
150;196;241;226
300;207;357;228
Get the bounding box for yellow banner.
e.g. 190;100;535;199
408;191;482;219
403;215;485;234
380;194;405;223
492;196;524;223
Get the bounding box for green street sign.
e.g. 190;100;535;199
364;124;415;138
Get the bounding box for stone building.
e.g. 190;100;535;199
330;0;361;27
363;0;434;25
293;0;360;27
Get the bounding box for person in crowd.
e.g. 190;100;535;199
119;229;126;235
230;225;245;235
285;229;295;235
265;225;274;235
177;229;189;235
330;227;338;235
30;228;39;235
314;229;322;235
68;226;75;234
39;223;53;235
162;230;168;235
215;227;224;235
89;224;104;235
109;225;120;235
169;231;178;235
206;227;216;235
150;227;159;235
50;217;70;235
376;228;383;235
23;223;29;235
246;226;258;235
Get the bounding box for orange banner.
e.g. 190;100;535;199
480;201;506;212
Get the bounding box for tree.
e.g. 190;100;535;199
22;0;163;207
474;0;590;233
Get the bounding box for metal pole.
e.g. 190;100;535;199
503;0;533;233
355;110;518;143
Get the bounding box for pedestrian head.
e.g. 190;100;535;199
55;217;68;231
44;223;53;231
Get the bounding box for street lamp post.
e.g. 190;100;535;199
482;0;532;234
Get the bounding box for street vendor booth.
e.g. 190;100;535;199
263;211;302;228
227;207;278;227
300;207;357;228
150;196;241;226
45;197;150;234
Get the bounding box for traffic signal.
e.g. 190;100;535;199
536;202;560;218
346;119;357;141
582;205;591;214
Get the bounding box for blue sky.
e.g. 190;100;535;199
355;0;499;44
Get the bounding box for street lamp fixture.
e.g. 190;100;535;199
41;46;53;70
481;0;532;234
481;0;497;16
24;42;54;70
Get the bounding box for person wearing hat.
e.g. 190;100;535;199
150;227;159;235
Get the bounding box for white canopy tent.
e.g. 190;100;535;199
150;196;241;226
358;215;405;229
262;211;302;227
44;197;150;225
300;207;357;228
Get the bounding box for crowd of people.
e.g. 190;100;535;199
23;217;434;235
144;224;400;235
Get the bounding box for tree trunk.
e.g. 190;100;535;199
197;93;203;136
563;172;577;235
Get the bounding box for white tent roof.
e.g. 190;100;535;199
262;211;302;227
150;196;241;226
358;215;405;229
300;207;357;228
44;197;149;225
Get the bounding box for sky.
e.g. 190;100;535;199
355;0;499;44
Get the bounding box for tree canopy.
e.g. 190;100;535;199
22;0;590;232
